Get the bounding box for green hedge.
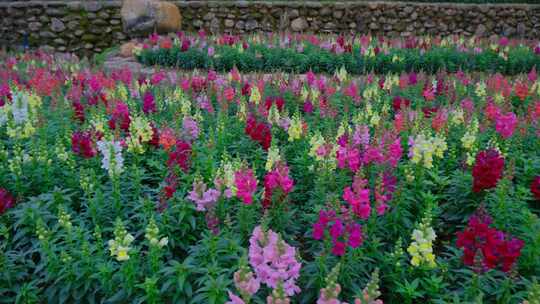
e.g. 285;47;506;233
137;43;540;75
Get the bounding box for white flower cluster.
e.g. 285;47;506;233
97;139;124;177
11;91;29;125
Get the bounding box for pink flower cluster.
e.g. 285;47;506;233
248;226;301;296
235;168;258;205
312;209;363;256
494;111;518;139
262;163;294;208
343;177;371;219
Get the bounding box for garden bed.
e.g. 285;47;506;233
0;50;539;303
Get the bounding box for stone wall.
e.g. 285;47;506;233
1;1;540;55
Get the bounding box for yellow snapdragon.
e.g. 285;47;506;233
127;115;153;154
410;133;447;169
145;217;168;249
108;218;135;262
407;219;437;268
265;145;281;171
288;114;303;142
249;86;261;105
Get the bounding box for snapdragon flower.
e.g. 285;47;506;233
97;139;124;177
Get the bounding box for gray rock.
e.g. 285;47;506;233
291;17;308;32
50;18;65;32
45;8;65;17
84;2;102;13
333;10;343;19
40;45;55;53
245;19;258;31
289;9;300;19
28;22;42;32
40;31;56;39
53;38;66;45
224;19;235;28
235;20;245;30
475;24;487;37
203;12;215;21
67;20;79;30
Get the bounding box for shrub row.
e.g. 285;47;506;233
137;44;540;75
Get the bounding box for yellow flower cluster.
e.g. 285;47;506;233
407;220;437;268
249;86;261;105
475;81;487;98
2;90;41;139
461;118;479;166
57;207;73;231
265;145;281;171
145;217;168;249
288;114;303;142
127;115;154;154
108;218;135;262
410;133;448;169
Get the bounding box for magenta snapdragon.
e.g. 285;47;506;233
235;168;258;205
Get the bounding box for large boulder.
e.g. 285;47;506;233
121;0;181;37
154;1;182;33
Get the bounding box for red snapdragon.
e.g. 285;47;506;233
472;149;505;192
456;210;524;272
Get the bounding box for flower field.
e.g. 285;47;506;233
1;34;540;304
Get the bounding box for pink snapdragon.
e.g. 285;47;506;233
187;181;220;211
142;91;156;114
182;116;200;140
263;163;294;208
248;226;301;296
495;111;518;139
312;209;364;256
235;169;258;205
336;146;361;172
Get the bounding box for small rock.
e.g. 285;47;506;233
333;10;343;19
40;31;56;38
224;19;235;28
120;41;137;57
84;2;102;13
203;12;215;21
40;45;55;53
475;24;487;37
51;18;66;32
291;17;308;32
53;38;66;45
28;22;42;32
46;8;64;17
245;19;258;31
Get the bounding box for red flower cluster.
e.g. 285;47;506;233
264;96;285;112
245;116;272;151
472;149;505;193
71;131;97;158
167;140;192;172
531;176;540;201
392;96;410;112
0;188;15;214
456;211;524;272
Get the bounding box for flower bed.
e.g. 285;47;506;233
0;51;540;303
137;33;540;75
